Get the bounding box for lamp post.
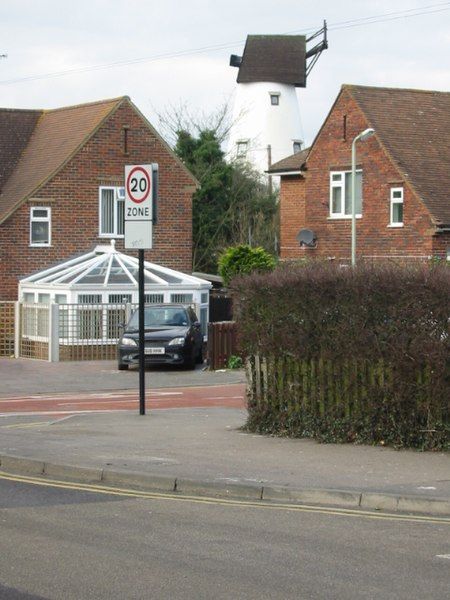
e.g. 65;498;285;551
351;128;375;266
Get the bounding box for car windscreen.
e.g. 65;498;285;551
128;307;189;329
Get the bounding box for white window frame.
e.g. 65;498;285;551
269;92;280;106
329;170;363;219
99;186;125;238
292;140;302;154
30;207;51;246
389;187;404;227
236;140;248;158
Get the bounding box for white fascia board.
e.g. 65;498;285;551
268;170;303;176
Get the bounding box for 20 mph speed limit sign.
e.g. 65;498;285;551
124;164;158;249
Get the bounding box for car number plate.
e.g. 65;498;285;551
144;347;165;355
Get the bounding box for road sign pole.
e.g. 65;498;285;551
124;163;158;416
138;249;145;415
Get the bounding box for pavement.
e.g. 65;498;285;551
0;358;449;516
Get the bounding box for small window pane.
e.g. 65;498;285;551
170;293;193;304
31;221;49;244
101;189;115;234
237;141;248;157
38;293;50;304
144;294;164;304
23;293;35;303
33;209;48;218
332;173;342;182
332;187;342;214
117;198;125;235
108;294;132;304
270;94;279;105
55;294;67;304
344;172;362;214
392;190;403;199
392;202;403;223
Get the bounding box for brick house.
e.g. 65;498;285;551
0;96;197;301
269;85;450;262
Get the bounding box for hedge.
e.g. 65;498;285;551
231;263;449;449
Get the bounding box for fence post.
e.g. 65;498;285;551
125;303;133;324
48;303;60;362
14;301;21;358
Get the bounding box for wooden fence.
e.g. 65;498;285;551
207;321;238;370
246;355;446;422
0;302;15;357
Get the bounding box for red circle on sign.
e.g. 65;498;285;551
126;166;151;204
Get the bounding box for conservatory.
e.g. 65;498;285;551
18;241;211;360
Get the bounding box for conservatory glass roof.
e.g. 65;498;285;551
21;241;210;288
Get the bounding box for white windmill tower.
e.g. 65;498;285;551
227;25;327;178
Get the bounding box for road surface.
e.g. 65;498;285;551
0;475;449;599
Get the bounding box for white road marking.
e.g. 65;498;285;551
417;486;437;490
436;554;450;559
0;390;184;403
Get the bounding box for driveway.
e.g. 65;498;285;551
0;358;246;397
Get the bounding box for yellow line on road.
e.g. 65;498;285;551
0;471;449;525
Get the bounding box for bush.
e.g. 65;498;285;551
218;245;276;286
232;262;450;450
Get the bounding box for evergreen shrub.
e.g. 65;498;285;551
231;262;449;449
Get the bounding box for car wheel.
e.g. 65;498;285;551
118;362;129;371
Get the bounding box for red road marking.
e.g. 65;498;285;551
0;384;247;415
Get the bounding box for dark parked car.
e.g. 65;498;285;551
117;304;204;370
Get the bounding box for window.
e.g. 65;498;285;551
23;293;35;303
269;93;280;106
144;293;164;304
236;141;248;158
170;293;193;304
330;171;362;218
293;141;302;154
99;187;125;237
30;207;51;246
389;187;404;227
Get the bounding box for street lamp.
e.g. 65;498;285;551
351;128;375;266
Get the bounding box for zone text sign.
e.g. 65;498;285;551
124;164;158;250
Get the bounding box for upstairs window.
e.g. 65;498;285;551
236;141;248;158
30;207;51;246
269;92;280;106
330;171;362;218
293;140;302;154
390;187;404;227
99;186;125;237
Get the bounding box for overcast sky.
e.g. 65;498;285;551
1;1;449;146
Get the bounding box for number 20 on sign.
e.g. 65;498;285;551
124;164;157;250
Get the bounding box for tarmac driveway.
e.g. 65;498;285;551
0;358;246;397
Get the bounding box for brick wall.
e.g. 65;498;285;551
279;89;439;263
0;101;195;300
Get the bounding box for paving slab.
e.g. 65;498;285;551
0;358;245;396
0;408;448;515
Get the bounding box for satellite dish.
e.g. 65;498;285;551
296;229;317;247
229;54;242;68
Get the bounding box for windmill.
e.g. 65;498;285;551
227;22;327;177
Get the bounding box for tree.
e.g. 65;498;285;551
171;124;278;273
218;244;276;286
